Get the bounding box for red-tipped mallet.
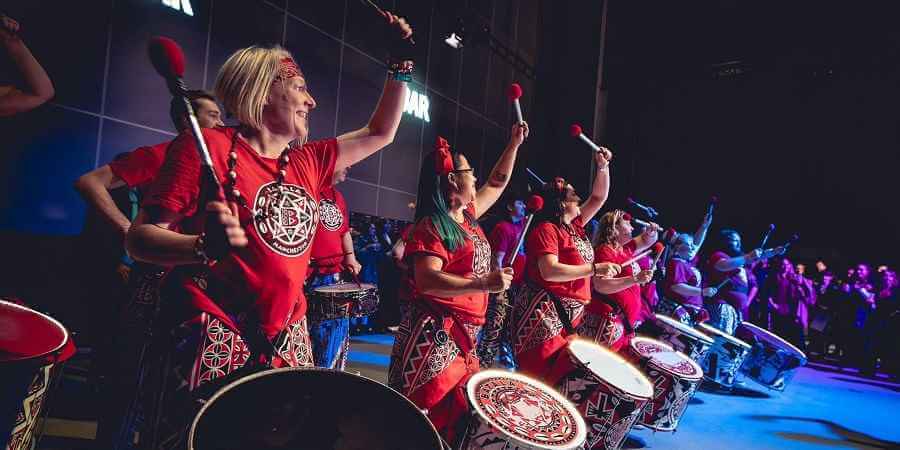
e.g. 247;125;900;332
651;242;667;267
570;123;603;153
506;194;544;267
623;212;662;233
759;223;776;249
148;36;222;195
508;83;524;124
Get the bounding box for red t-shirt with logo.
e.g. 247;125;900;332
525;217;594;302
664;257;703;307
309;186;349;275
591;240;642;325
145;127;337;337
109;141;170;190
405;204;492;324
489;219;526;284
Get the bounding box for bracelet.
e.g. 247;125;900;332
388;60;414;82
193;233;212;265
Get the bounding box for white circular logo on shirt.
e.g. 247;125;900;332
471;233;491;277
253;182;318;257
318;199;343;232
573;235;594;264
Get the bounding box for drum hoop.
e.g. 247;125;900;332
630;337;703;380
0;300;70;364
187;367;441;450
654;314;714;345
739;322;807;360
568;339;655;400
313;283;376;294
697;323;752;349
467;369;587;450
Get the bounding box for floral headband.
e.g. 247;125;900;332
434;136;454;176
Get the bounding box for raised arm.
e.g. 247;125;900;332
632;223;659;254
692;209;713;257
334;12;412;172
74;165;129;238
0;17;55;117
578;149;613;223
474;122;528;219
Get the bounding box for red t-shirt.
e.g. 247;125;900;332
704;251;750;311
309;186;349;275
591;240;642;325
525;217;594;301
145;127;337;337
405;204;491;324
664;257;703;307
108;141;170;190
489;219;526;284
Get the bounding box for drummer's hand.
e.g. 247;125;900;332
594;262;621;278
204;201;248;259
343;253;362;276
701;287;718;298
633;269;654;285
483;267;514;293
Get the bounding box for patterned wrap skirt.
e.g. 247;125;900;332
509;284;585;385
387;301;481;444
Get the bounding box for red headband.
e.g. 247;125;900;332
277;57;301;80
435;136;454;176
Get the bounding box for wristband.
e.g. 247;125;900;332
193;233;212;265
388;60;414;82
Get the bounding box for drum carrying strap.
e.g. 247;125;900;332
597;296;635;335
545;290;576;335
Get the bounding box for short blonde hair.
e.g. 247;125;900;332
214;45;293;131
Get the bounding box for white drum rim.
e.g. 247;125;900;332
0;299;70;363
697;323;752;349
654;313;715;345
187;367;441;450
630;336;704;380
467;369;587;450
567;339;655;400
739;322;807;360
313;282;377;293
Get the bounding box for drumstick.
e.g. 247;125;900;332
620;248;653;268
360;0;415;45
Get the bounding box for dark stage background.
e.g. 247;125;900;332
601;0;900;268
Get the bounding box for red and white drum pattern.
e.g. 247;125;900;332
625;338;703;432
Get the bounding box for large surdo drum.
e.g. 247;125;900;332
189;367;443;450
735;322;807;391
697;323;752;389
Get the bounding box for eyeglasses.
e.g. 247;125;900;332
451;168;474;174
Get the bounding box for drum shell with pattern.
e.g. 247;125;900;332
189;367;442;450
1;300;74;450
736;322;807;391
308;282;379;320
697;323;752;389
459;370;586;450
555;339;653;450
647;314;714;365
623;337;703;432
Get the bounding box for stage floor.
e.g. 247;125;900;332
37;334;900;449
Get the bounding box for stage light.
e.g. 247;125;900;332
444;32;463;49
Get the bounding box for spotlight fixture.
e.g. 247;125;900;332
444;32;464;49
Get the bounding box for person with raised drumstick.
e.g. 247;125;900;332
125;12;413;446
584;211;659;352
388;123;527;444
0;14;54;117
509;146;619;385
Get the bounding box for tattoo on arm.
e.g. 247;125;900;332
490;172;509;186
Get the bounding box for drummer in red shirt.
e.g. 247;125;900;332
388;124;526;443
703;229;769;334
584;210;658;352
306;166;362;370
126;14;412;441
510;148;619;385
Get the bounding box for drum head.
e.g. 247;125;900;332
0;300;69;364
653;314;714;345
697;323;752;349
189;368;442;450
737;322;807;361
313;282;376;294
630;337;703;380
567;339;654;400
467;370;586;450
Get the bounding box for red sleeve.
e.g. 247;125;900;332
489;223;514;254
334;189;349;235
526;222;559;258
300;138;339;195
708;251;729;272
144;132;203;217
405;219;450;266
108;142;169;188
594;243;615;263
